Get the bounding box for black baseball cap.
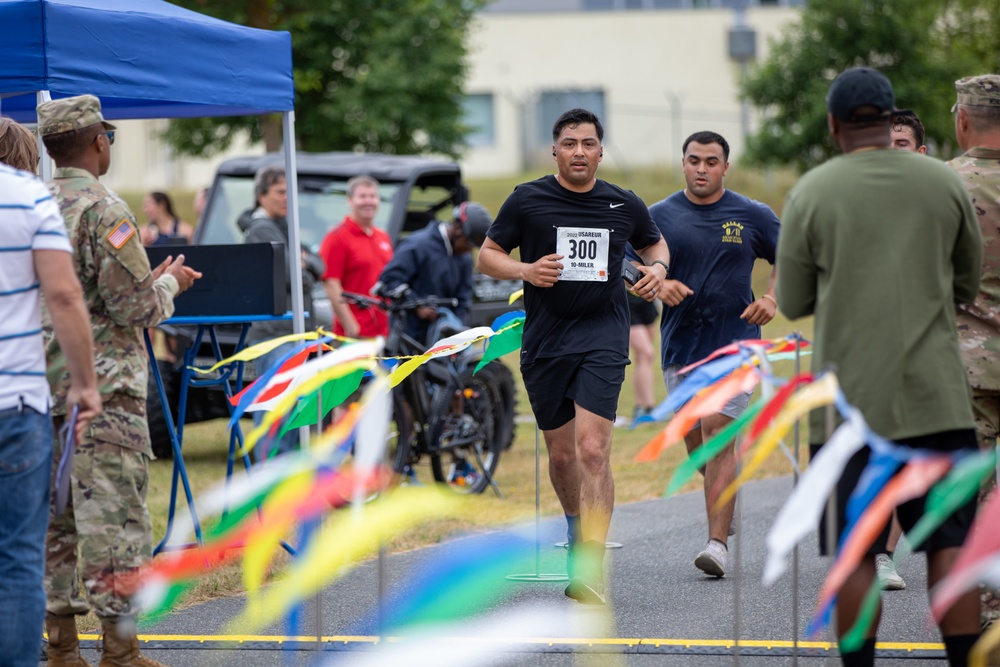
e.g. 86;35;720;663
827;67;895;123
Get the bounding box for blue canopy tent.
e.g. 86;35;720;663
0;0;307;336
0;0;293;120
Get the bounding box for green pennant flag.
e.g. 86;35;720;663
279;369;367;435
910;449;996;553
143;580;193;622
474;317;524;374
664;400;764;497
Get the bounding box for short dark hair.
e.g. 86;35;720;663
253;166;285;205
964;103;1000;130
41;123;102;163
552;108;604;143
891;109;925;147
149;191;178;219
682;131;730;161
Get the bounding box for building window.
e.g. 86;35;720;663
462;93;495;147
537;89;606;145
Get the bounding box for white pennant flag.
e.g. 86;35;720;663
763;406;867;585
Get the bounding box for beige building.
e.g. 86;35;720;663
105;0;802;191
460;0;802;177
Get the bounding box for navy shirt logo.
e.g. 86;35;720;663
722;221;744;244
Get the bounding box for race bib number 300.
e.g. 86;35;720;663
556;227;610;282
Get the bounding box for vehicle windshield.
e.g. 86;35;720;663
198;174;401;253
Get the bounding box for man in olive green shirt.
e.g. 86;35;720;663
777;67;982;666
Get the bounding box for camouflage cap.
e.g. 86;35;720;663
36;94;117;137
952;75;1000;113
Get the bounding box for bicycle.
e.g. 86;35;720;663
341;289;516;495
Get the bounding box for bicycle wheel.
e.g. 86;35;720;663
474;360;517;451
387;388;415;475
428;368;501;494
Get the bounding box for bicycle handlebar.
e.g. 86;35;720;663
341;291;459;313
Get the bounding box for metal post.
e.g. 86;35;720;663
506;426;568;583
791;334;802;666
280;111;311;457
733;465;742;666
825;400;837;666
314;340;324;653
665;90;686;168
36;91;53;182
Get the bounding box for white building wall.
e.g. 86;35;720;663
461;7;799;177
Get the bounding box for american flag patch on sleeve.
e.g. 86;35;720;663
106;219;136;249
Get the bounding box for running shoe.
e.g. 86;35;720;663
695;539;728;578
875;553;906;591
565;577;606;605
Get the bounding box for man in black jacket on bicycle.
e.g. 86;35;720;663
377;202;493;345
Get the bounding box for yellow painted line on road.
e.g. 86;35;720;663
75;633;946;652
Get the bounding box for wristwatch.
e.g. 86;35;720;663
651;260;670;279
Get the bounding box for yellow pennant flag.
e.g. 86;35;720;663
386;327;495;388
190;332;325;374
715;373;840;509
224;486;463;632
242;469;315;601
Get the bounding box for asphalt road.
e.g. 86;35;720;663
66;476;951;666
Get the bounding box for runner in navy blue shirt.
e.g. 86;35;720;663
651;131;779;578
479;109;670;605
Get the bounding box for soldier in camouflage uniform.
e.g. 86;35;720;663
949;75;1000;631
37;95;200;667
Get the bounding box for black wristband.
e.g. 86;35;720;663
651;259;669;278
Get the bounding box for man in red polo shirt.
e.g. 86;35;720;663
320;175;394;337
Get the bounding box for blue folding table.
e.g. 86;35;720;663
144;313;294;555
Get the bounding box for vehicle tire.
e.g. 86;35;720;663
475;360;516;450
428;368;501;494
147;360;178;460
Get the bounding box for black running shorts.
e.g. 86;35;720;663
627;292;659;326
521;349;628;430
812;428;978;556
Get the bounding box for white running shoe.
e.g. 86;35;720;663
875;553;906;590
695;539;728;578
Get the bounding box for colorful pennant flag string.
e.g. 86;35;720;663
763;406;868;586
715;373;840;509
841;448;997;652
808;456;953;637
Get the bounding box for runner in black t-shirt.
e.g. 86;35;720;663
478;108;669;605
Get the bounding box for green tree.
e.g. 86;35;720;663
938;0;1000;75
165;0;486;157
741;0;994;171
